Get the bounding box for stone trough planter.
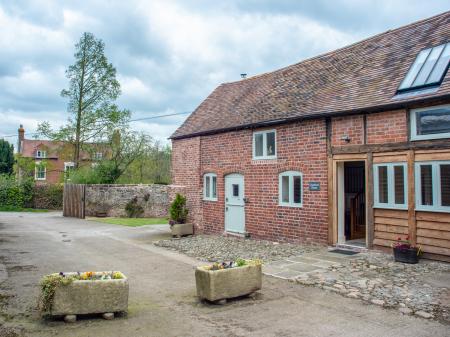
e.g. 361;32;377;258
195;264;262;303
171;223;193;237
41;271;128;322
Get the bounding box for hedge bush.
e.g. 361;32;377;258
0;175;63;210
0;175;33;209
33;184;63;210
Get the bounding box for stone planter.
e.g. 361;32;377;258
50;272;128;321
195;264;262;302
171;223;193;237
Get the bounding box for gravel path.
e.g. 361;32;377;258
154;235;318;263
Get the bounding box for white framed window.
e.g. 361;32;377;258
373;163;408;209
36;150;47;158
93;152;103;160
415;161;450;212
35;162;46;180
279;171;302;207
203;173;217;201
253;130;276;160
64;162;75;180
410;104;450;141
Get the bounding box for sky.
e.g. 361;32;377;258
0;0;449;147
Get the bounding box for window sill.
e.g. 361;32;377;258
373;205;408;211
278;203;303;208
410;134;450;141
415;207;450;213
203;198;218;202
252;156;277;161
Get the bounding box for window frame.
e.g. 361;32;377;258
278;171;303;208
410;104;450;141
203;173;218;201
373;163;408;210
252;129;277;160
36;150;47;158
93;152;103;160
64;162;75;181
415;161;450;213
34;162;46;181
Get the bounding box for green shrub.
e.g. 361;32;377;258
33;184;63;210
125;196;144;218
169;193;188;224
0;174;34;208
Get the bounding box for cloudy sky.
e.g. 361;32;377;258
0;0;449;146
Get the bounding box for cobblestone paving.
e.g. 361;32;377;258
268;250;450;323
155;235;450;323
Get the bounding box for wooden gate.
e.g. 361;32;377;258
63;184;86;219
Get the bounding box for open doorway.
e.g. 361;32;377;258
344;162;366;246
337;160;366;247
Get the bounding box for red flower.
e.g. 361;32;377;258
397;237;401;241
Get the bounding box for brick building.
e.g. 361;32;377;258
171;12;450;260
17;125;105;184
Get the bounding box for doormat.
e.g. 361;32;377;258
329;249;359;255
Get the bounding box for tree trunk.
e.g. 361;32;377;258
74;41;87;168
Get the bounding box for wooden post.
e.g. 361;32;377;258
366;152;374;248
327;157;334;245
407;150;417;245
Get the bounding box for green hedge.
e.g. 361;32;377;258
33;184;63;210
0;175;33;208
0;175;63;210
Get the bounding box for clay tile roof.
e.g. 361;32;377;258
171;11;450;139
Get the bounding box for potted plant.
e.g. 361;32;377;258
169;193;193;238
195;259;262;303
39;271;128;322
392;236;422;264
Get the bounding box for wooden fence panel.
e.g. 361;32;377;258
63;184;86;219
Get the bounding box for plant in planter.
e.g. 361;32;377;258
169;193;193;237
39;271;128;322
195;259;262;303
392;236;422;264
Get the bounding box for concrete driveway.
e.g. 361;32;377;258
0;212;448;337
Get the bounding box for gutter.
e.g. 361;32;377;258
169;93;450;140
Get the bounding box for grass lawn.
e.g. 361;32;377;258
0;206;48;212
91;217;169;227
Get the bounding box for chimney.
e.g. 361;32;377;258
18;124;25;153
240;73;247;79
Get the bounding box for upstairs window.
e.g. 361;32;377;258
411;104;450;141
253;130;276;159
415;161;450;212
36;150;47;158
398;42;450;93
35;162;46;180
373;163;408;209
93;152;103;160
279;171;302;207
203;173;217;201
64;162;75;181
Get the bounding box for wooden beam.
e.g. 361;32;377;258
366;152;374;249
331;140;450;155
407;150;416;246
327;157;334;245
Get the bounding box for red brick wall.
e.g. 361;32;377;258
366;109;407;144
331;115;364;146
171;137;202;228
190;119;328;244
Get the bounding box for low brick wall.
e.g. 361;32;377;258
84;184;185;218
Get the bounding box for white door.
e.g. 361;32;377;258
225;174;245;233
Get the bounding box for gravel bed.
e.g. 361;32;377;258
154;234;318;263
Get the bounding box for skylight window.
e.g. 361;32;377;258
398;42;450;92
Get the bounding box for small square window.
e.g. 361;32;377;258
253;130;276;159
279;171;302;207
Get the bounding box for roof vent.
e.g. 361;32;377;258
240;73;247;79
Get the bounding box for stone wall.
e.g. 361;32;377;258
85;184;185;218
